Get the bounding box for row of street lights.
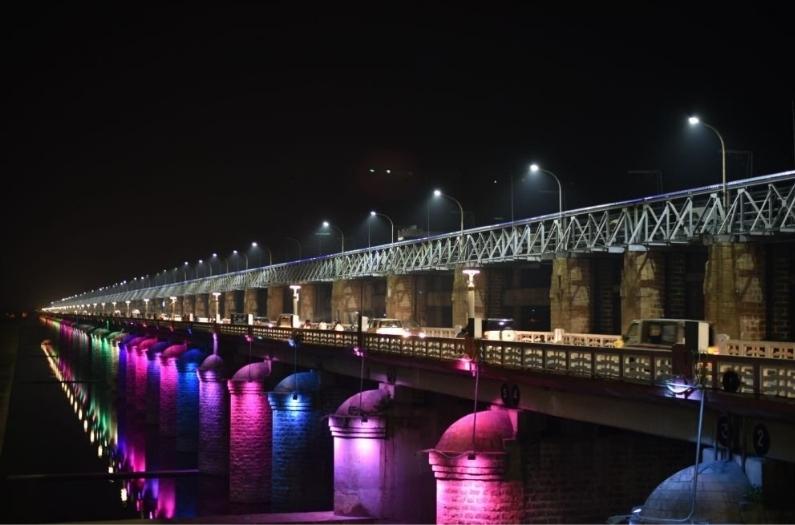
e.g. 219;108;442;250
65;115;726;305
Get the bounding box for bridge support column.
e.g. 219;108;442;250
385;274;417;322
332;280;367;324
428;408;523;525
452;267;487;329
267;286;285;319
182;295;195;318
244;288;262;316
550;257;593;333
620;251;665;334
159;344;188;438
704;243;766;339
268;371;337;510
298;283;316;322
198;353;229;475
228;361;273;503
176;349;204;453
329;387;390;518
224;291;242;317
195;294;209;318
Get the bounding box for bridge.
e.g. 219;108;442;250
40;312;795;523
46;171;795;323
36;170;795;523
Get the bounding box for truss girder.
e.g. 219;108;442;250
49;171;795;309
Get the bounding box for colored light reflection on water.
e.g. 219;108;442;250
33;320;215;521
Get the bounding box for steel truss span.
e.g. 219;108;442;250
47;170;795;308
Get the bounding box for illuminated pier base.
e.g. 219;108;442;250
228;361;272;503
268;371;334;510
428;408;522;525
197;354;229;475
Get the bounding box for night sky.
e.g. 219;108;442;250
2;3;793;311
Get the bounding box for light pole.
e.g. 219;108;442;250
169;296;177;318
321;221;345;252
462;268;480;321
285;237;302;259
212;292;221;322
529;164;563;220
433;189;464;234
231;250;248;271
289;285;301;318
369;211;395;245
125;300;131;317
688;116;728;209
183;261;189;281
143;298;150;318
112;301;117;316
210;253;218;275
252;242;273;266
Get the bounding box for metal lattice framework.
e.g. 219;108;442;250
48;170;795;308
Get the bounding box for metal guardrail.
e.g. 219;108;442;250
46;170;795;309
54;315;795;400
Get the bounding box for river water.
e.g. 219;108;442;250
0;319;267;522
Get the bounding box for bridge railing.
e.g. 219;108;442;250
54;315;795;400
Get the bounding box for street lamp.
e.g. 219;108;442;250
289;285;301;318
231;249;248;271
285;237;302;260
169;296;177;318
462;268;480;321
368;210;395;245
251;241;273;266
183;261;189;281
211;292;221;322
321;221;345;252
432;189;464;234
125;300;131;317
688;116;728;209
143;298;150;318
529;164;564;220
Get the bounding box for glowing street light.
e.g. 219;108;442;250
529;163;564;220
321;221;345;253
432;189;464;234
688;115;728;209
143;298;150;318
211;292;221;322
462;268;480;320
368;210;395;245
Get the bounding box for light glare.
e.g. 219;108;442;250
688;116;700;125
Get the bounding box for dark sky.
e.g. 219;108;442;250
2;3;794;310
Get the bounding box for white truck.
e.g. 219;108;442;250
616;318;715;353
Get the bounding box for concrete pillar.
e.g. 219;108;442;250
452;267;487;328
268;371;337;510
429;408;523;525
704;243;766;340
267;286;285;320
620;251;665;334
385;274;416;322
145;341;170;426
329;387;390;518
176;349;204;453
182;295;195;318
224;290;241;316
228;361;272;503
244;288;262;316
198;353;229;475
332;279;365;324
298;283;316;322
550;257;593;333
159;343;188;437
195;294;209;318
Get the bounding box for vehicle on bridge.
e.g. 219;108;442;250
277;313;300;328
483;318;516;341
617;318;715;352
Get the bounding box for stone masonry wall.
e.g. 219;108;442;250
704;243;766;339
549;257;592;333
620;251;665;334
522;420;693;523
